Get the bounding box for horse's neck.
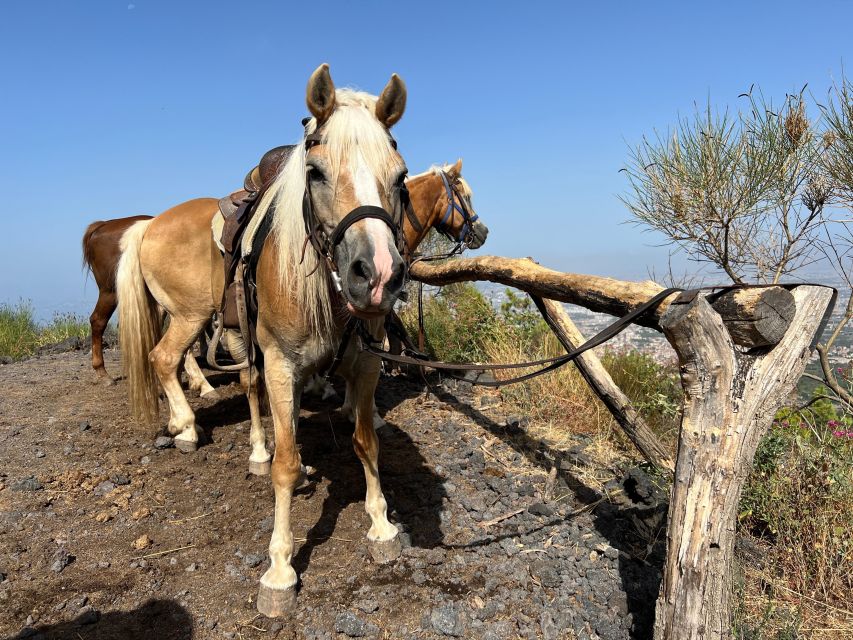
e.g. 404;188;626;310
405;174;442;249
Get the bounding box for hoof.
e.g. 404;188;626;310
256;584;297;618
200;388;220;401
368;536;402;564
249;459;271;476
174;438;198;453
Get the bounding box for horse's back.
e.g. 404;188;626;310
140;198;224;318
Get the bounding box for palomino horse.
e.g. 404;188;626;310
91;160;484;441
119;65;416;616
82;215;215;394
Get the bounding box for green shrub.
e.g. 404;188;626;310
0;301;90;360
400;282;500;363
601;348;682;443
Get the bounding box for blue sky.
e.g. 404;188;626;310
1;1;850;319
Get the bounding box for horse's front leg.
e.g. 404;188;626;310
346;350;400;563
256;343;302;617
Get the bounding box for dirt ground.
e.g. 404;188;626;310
0;349;667;640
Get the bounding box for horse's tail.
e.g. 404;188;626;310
81;220;106;275
117;219;161;423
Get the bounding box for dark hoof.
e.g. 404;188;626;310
256;584;297;618
249;459;271;476
174;438;198;453
369;536;402;564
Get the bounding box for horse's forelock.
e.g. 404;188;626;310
263;88;402;339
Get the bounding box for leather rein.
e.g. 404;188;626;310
354;287;681;387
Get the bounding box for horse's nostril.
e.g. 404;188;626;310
351;259;372;283
388;265;405;293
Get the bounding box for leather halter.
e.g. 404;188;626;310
436;170;479;243
300;131;409;292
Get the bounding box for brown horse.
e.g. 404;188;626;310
118;65;417;616
82;216;216;395
82;215;151;383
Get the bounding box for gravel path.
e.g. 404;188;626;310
0;349;667;639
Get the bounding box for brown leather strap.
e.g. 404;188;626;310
359;287;681;387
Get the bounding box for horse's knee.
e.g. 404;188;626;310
271;453;302;489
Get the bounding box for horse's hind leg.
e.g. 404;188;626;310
90;291;116;384
347;352;400;563
243;365;271;475
150;315;208;452
183;347;216;397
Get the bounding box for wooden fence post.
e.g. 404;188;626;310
653;285;834;640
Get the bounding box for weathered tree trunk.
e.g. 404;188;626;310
411;257;796;348
533;296;675;473
653;285;833;640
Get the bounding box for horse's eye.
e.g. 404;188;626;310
395;172;407;187
307;166;325;183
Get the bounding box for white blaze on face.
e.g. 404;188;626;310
352;149;394;306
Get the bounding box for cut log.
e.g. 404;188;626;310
653;285;834;640
410;257;797;348
533;297;675;473
711;286;796;348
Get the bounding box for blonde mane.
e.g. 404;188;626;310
253;89;403;339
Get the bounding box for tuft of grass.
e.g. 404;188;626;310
0;301;90;360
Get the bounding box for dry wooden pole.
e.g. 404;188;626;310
653;285;833;640
410;257;797;349
533;296;676;473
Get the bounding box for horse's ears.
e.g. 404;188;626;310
306;63;336;125
447;158;463;178
375;73;407;129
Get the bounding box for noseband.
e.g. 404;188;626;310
436;170;479;244
301;131;410;292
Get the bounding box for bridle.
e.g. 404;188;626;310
300;130;411;293
435;170;479;245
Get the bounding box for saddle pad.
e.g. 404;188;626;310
241;187;276;257
211;209;227;253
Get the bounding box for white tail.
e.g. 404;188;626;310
117;220;161;422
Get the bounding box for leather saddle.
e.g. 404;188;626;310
217;145;295;328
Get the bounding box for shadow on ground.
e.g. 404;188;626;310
292;380;448;578
6;599;193;640
427;378;666;640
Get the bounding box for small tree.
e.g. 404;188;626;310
622;82;853;412
621;89;828;284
